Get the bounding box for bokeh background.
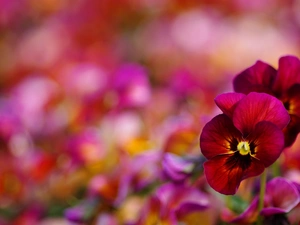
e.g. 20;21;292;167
1;0;300;224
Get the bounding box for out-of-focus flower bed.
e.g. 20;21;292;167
1;0;300;224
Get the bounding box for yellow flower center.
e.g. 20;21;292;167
237;141;250;155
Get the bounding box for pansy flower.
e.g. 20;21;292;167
135;182;209;225
233;55;300;147
223;177;300;224
200;92;290;195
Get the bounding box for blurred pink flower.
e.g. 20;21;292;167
64;128;106;166
61;63;108;101
10;76;59;135
111;63;151;109
135;182;209;225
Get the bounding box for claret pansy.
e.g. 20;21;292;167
200;92;290;195
233;55;300;147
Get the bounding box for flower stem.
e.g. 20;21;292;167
271;160;280;177
257;170;267;225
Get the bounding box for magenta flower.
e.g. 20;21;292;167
233;55;300;147
135;182;209;225
200;92;290;195
64;128;106;166
112;63;151;108
227;177;300;224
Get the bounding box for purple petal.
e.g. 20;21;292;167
231;197;259;223
156;183;209;220
214;93;246;118
156;183;209;210
176;186;209;208
233;92;290;136
163;153;195;173
233;60;276;94
175;187;210;217
156;183;175;204
176;201;209;219
261;177;300;216
163;165;188;182
162;153;194;182
260;207;288;216
65;207;85;222
229;177;300;223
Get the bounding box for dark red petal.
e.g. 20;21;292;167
285;84;300;117
282;84;300;146
247;121;285;167
283;115;300;147
203;154;264;195
233;92;290;136
242;156;265;179
214;93;245;118
200;114;242;160
273;56;300;94
233;60;276;94
203;154;243;195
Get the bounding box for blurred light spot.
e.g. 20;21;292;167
171;10;216;53
9;133;31;157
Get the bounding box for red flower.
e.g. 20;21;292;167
200;92;290;195
233;55;300;147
